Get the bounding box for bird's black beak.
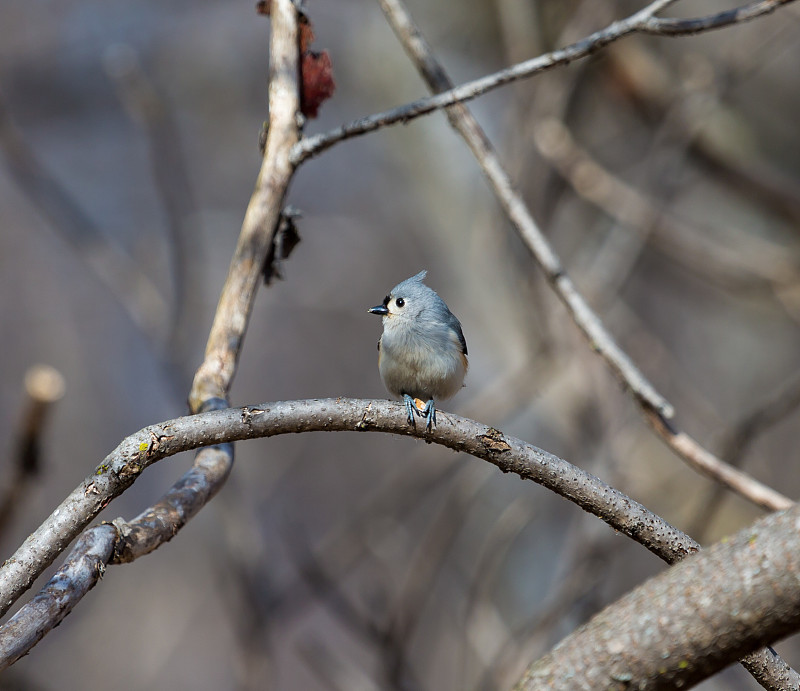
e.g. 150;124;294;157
368;304;389;316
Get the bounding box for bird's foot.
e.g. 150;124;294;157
402;395;436;431
403;394;418;427
421;398;436;431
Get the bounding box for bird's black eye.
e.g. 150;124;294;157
395;297;405;308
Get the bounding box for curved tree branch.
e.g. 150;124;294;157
0;397;684;668
0;395;791;684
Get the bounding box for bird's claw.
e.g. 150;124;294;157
402;395;436;431
403;394;417;428
422;399;436;431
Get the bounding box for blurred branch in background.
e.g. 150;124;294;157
689;369;800;541
605;34;800;228
0;90;170;343
0;365;65;538
103;44;203;359
533;117;800;297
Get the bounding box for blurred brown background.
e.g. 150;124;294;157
1;0;800;689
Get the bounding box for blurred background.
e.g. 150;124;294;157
1;0;800;688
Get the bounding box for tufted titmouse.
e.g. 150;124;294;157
368;271;468;431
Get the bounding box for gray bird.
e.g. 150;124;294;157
368;271;468;430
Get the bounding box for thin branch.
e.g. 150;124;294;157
291;0;796;164
532;117;799;293
103;45;203;356
375;0;792;516
688;369;800;540
0;398;795;685
639;0;795;35
514;502;800;691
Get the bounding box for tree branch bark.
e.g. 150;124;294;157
515;502;800;690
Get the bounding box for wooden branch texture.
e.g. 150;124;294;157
515;503;800;690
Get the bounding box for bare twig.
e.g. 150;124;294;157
514;502;800;691
103;45;202;355
532;117;799;293
376;0;792;517
639;0;794;35
605;36;800;231
291;0;796;164
0;366;65;537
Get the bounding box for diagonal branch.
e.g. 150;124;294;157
291;0;796;165
374;0;792;516
0;0;301;621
